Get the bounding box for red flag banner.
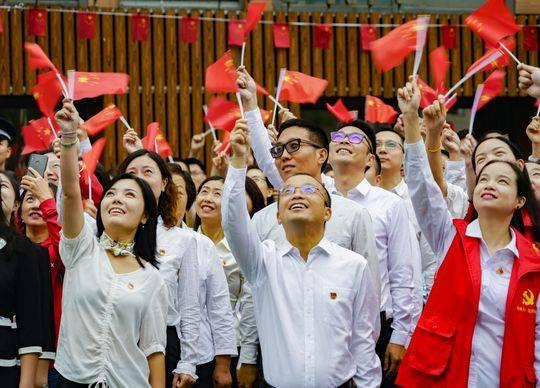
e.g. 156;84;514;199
464;0;520;47
180;17;199;44
326;99;354;123
131;15;150;41
360;25;378;51
228;20;246;46
32;71;63;117
215;131;231;155
28;8;47;37
155;132;173;159
142;122;160;152
417;78;440;109
24;43;57;71
71;72;129;100
81;105;123;136
245;1;266;34
0;10;4;34
204;96;241;133
370;18;425;72
205;50;237;93
365;96;398;124
279;70;328;104
82;138;106;177
524;26;539;51
477;70;505;110
273;23;290;48
429;47;450;90
77;12;97;40
441;25;457;50
314;24;333;49
22;117;57;155
467;37;514;74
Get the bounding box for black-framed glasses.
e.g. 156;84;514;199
376;140;403;151
270;138;323;159
330;131;372;152
280;183;329;206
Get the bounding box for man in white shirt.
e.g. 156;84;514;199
222;122;381;388
236;68;381;301
327;120;422;384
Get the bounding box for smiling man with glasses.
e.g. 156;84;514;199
221;121;381;387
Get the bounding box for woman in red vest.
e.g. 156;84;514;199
396;82;540;388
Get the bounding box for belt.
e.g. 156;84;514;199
0;316;16;329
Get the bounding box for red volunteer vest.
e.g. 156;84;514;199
396;220;540;388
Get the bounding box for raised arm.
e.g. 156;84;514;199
222;120;266;286
57;100;84;239
423;97;448;198
236;67;284;190
527;116;540;161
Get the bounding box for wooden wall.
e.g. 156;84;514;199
0;7;538;167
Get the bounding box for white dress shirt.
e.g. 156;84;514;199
404;139;540;387
156;218;201;378
445;181;470;219
245;108;381;301
222;166;381;388
328;177;422;346
56;221;168;387
180;228;237;364
390;179;437;300
444;159;467;192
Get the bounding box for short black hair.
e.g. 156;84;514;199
278;118;329;172
96;173;159;269
336;119;377;154
169;163;197;212
0;118;15;145
184;157;206;172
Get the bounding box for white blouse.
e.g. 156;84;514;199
55;221;168;387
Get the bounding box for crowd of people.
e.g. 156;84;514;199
1;59;540;388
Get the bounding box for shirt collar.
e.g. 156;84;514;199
466;219;519;258
391;180;408;197
331;178;372;197
278;237;332;259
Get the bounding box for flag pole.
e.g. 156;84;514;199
47;117;58;139
236;92;245;119
412;16;430;80
498;41;521;65
67;70;75;100
55;73;69;99
240;42;246;67
445;93;457;110
119;115;132;131
537;101;540;117
271;68;286;127
469;84;484;135
202;105;218;141
268;95;286;110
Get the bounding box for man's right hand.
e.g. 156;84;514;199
236;66;258;111
230;119;250;168
122;129;143;154
526;116;540;144
189;133;206;157
518;63;540;99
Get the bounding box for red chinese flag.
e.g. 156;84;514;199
467;37;514;74
314;24;332;49
0;10;4;34
365;96;398;124
245;1;266;34
205;50;237;93
215;131;231;155
77;12;97;40
82;138;106;177
204;96;241;133
430;47;450;90
71;72;129;100
441;25;457;50
228;20;246;47
28;8;47;37
370;18;423;72
477;70;505;110
24;43;57;72
131;15;150;42
32;71;63;117
142;122;160;152
180;17;199;44
273;23;290;48
417;78;440;109
524;26;539;51
22;117;56;155
464;0;520;48
81;105;122;136
326;99;354;123
155;133;173;159
360;25;378;51
279;70;328;104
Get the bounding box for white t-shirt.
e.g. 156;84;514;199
55;221;168;387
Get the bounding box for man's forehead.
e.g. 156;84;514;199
338;125;366;135
376;130;401;142
278;126;310;141
285;173;321;187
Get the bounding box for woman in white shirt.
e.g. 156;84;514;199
55;101;168;387
194;175;266;387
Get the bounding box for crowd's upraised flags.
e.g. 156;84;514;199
314;24;333;49
80;105;123;136
360;25;377;51
67;71;129;100
131;14;150;41
77;12;97;40
277;70;328;104
142;122;160;152
417;78;439;109
469;84;485;135
429;47;450;90
245;1;266;34
28;8;47;37
179;16;199;44
24;43;57;72
441;25;457;50
205;50;237;93
204;96;241;133
326;99;354;123
82;137;106;201
273;23;290;48
364;96;398;124
154;132;174;160
22;116;58;155
32;71;64;117
523;26;539;51
477;70;506;110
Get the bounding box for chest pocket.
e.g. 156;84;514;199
408;316;457;376
323;286;354;330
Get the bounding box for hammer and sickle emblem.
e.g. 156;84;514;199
523;289;535;306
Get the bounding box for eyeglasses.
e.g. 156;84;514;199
376;140;403;151
330;131;372;152
280;183;329;206
270;138;323;159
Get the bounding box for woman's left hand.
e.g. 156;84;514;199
20;168;53;202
